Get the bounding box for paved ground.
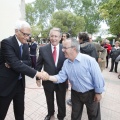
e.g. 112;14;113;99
5;62;120;120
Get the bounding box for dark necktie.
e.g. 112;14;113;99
52;46;57;63
20;45;23;57
19;45;23;80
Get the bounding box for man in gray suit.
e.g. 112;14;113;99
36;28;66;120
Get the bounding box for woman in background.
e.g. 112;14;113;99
109;41;120;73
102;39;112;68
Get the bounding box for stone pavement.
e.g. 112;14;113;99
5;63;120;120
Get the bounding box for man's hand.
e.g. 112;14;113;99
36;80;41;87
98;58;102;63
94;93;102;102
41;71;49;80
5;63;10;68
36;71;49;80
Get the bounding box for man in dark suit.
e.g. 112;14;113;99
29;37;37;69
36;28;66;120
0;20;46;120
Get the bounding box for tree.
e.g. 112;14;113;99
25;0;107;37
26;3;44;41
70;0;108;34
25;3;37;26
99;0;120;35
50;10;85;36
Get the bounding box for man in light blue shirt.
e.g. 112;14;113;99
39;38;105;120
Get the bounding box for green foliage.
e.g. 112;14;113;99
25;3;37;25
50;10;85;36
31;25;41;37
99;0;120;35
70;0;106;34
95;36;102;42
25;0;108;38
106;36;117;41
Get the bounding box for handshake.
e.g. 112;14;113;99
36;71;50;80
36;71;50;87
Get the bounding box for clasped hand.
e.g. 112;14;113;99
36;71;49;87
40;71;49;80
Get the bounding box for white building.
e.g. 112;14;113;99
0;0;25;41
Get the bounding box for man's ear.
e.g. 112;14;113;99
15;29;19;35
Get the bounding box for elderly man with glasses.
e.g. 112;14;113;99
0;20;46;120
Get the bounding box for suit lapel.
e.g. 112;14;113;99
12;36;21;59
46;44;56;66
57;44;64;67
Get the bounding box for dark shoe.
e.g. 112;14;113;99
44;115;52;120
67;99;72;106
109;70;112;72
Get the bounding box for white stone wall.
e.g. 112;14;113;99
0;0;25;41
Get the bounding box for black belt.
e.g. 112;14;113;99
72;89;94;94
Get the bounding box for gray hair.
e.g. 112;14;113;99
66;37;80;53
14;20;31;30
49;27;62;37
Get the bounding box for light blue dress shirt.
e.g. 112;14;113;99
55;53;105;93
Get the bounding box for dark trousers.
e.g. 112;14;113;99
30;55;36;69
44;85;66;119
71;89;101;120
66;80;69;89
106;55;109;68
110;59;118;72
0;80;25;120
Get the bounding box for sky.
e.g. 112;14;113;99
100;22;109;29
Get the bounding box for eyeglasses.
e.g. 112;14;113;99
62;46;74;50
19;30;31;37
62;36;66;38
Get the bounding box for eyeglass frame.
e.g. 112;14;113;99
19;30;31;37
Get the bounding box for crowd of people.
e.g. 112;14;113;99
0;20;120;120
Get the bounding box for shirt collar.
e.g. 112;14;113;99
115;47;120;49
75;53;81;62
51;44;59;49
68;52;81;63
15;35;22;46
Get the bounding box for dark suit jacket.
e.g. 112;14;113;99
29;42;37;55
36;44;66;91
0;41;2;64
0;35;37;96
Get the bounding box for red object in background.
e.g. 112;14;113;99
104;43;112;54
